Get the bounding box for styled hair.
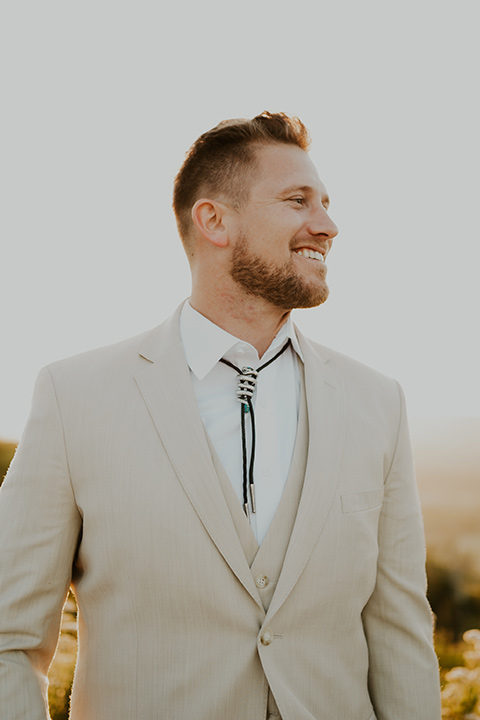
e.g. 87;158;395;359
172;111;311;247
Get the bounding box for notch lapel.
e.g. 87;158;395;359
134;308;262;609
265;331;347;622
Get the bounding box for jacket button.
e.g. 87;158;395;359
261;629;273;646
255;574;269;589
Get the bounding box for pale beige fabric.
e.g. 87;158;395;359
0;305;441;719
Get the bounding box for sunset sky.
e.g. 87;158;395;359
1;1;478;440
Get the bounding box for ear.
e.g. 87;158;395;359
191;198;230;248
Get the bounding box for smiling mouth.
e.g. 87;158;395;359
295;248;325;262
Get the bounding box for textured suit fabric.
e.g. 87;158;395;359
0;305;441;719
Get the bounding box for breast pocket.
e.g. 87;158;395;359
341;487;384;514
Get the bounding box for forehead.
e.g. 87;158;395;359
250;143;327;199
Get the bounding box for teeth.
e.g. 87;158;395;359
296;249;325;261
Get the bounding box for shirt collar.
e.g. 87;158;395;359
180;300;303;381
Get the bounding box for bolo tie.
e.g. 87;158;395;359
219;338;292;518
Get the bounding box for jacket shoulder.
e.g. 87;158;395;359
45;307;182;384
46;327;154;379
302;335;399;393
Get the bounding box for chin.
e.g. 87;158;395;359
268;281;330;311
293;285;330;309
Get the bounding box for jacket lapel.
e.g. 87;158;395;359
134;307;263;609
265;329;347;622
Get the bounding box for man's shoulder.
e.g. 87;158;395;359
300;334;401;407
300;336;407;440
302;334;396;384
46;327;152;376
45;308;182;383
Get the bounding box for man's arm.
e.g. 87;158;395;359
362;381;441;719
0;367;82;720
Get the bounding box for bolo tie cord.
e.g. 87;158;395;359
219;338;292;518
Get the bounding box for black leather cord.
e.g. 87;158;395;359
219;339;292;517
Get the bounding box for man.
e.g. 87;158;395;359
0;112;441;719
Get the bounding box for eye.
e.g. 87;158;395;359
290;196;305;205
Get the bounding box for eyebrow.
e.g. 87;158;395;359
279;184;330;208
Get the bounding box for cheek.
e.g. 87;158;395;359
240;211;300;253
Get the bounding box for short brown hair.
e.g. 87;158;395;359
172;111;310;247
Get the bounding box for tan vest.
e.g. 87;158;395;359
206;367;308;720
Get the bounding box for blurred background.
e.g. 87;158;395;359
1;1;479;716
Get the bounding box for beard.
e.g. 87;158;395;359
230;235;330;310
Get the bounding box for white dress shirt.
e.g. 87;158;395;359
180;301;303;544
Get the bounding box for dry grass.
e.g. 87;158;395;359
48;593;77;720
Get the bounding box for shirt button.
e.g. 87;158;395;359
260;629;273;646
255;574;269;589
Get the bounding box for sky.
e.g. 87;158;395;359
1;1;479;441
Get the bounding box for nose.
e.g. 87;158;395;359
307;204;338;244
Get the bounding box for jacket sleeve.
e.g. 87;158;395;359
0;367;82;720
362;381;441;719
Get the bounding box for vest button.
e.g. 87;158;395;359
255;574;269;589
261;629;273;646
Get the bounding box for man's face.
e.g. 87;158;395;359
229;143;338;310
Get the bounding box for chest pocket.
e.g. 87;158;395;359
341;487;384;514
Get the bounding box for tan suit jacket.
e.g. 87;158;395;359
0;305;441;719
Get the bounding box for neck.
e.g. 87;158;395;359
189;289;291;358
